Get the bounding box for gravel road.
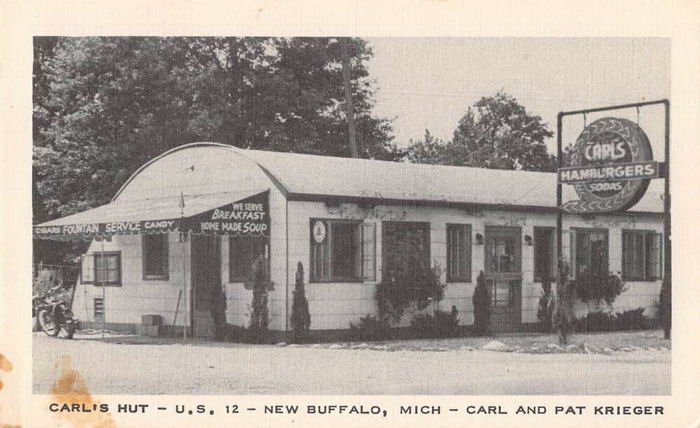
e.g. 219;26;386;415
33;332;670;395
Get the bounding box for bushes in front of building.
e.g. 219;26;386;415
536;278;555;332
472;271;491;336
348;307;461;341
209;286;229;341
248;255;269;343
409;306;460;338
375;262;445;322
349;315;393;341
572;307;657;332
571;272;626;305
207;254;271;343
552;265;576;345
613;308;657;330
290;262;311;343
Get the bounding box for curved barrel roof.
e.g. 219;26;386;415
115;142;663;213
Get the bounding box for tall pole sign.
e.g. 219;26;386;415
556;100;670;343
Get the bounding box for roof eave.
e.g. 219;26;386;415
285;192;664;216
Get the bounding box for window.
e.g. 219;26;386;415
446;224;471;282
534;227;555;282
492;280;515;307
95;253;121;285
487;235;518;273
142;234;169;280
573;229;608;280
229;236;268;282
622;230;662;280
93;298;104;320
382;221;430;281
310;219;376;282
81;251;121;286
81;252;121;286
484;228;522;308
81;255;94;283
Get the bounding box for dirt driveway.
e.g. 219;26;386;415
33;331;671;395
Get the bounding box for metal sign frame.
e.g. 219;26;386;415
556;99;671;340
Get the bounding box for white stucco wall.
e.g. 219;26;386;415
71;186;289;331
71;198;663;333
287;200;664;331
71;144;291;332
71;232;190;327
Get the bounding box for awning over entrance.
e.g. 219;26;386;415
33;189;270;240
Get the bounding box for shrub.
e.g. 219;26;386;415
376;262;445;322
410;306;460;338
290;262;311;343
572;272;626;305
653;299;662;324
209;286;228;340
536;278;554;332
221;324;252;342
248;255;269;342
614;308;655;330
572;310;616;332
349;315;392;341
472;271;491;336
573;307;656;332
552;264;574;345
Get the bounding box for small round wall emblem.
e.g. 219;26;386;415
560;117;657;213
312;220;327;243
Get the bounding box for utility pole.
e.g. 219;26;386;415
340;37;359;158
555;112;568;345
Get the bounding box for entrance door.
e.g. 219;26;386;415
484;226;522;333
191;234;221;338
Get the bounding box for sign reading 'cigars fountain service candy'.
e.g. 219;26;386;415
559;117;658;213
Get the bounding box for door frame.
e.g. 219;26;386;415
190;234;221;337
483;225;523;332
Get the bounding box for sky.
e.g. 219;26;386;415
365;38;670;156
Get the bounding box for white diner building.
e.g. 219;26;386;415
34;143;665;337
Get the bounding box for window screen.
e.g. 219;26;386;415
446;224;471;282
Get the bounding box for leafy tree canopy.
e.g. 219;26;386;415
405;91;556;171
33;37;402;221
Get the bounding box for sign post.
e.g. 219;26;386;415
662;100;671;339
556;113;564;344
556;99;670;344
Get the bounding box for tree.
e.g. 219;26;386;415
340;37;359;158
33;37;401;220
35;37;200;217
406;91;556;171
33;37;60;149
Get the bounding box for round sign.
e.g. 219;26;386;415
565;117;654;213
312;220;327;243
